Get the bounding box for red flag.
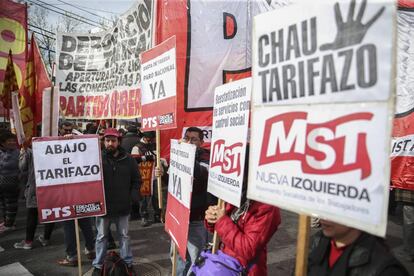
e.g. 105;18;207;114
33;35;50;124
19;34;36;139
0;50;18;111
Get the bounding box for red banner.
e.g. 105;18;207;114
156;0;283;157
391;6;414;191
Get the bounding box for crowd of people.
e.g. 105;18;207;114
0;121;412;275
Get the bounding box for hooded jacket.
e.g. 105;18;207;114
101;147;141;217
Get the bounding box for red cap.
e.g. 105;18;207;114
103;128;120;138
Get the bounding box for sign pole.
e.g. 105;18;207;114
212;199;225;254
156;128;163;210
294;214;310;276
172;242;177;276
74;218;82;276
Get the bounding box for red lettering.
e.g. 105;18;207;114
259;112;373;180
211;139;243;176
66;96;75;116
75;96;85;117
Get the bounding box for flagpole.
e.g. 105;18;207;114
50;63;56;136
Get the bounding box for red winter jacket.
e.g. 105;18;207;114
205;201;281;276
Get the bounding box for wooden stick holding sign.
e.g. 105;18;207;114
156;128;163;210
211;199;225;254
74;218;82;276
295;214;311;276
172;242;177;276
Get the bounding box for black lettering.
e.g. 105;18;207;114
357;44;377;88
282;64;296;99
338;49;355;91
258;35;269;67
45;146;53;155
302;17;317;56
83;166;91;175
259;69;270;102
38;169;46;180
286;24;300;60
61;35;76;52
55;168;64;178
320;54;338;94
59;53;73;70
307;57;319;96
271;29;284;64
269;67;282;101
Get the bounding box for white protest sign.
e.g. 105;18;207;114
252;0;394;106
208;78;251;207
56;0;155;119
33;136;102;187
248;0;396;237
32;135;105;223
140;36;177;131
167;139;196;208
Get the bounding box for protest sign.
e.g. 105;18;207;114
248;0;396;237
138;159;155;196
32;135;105;223
207;78;251;207
140;36;177;131
165;140;196;260
56;0;155;119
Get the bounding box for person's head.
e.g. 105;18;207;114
103;128;120;153
142;131;156;144
0;131;17;149
183;127;204;148
60;121;73;136
320;220;362;245
126;125;137;134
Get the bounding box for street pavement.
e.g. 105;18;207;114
0;201;413;276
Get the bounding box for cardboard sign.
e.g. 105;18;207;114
207;78;251;207
165;140;196;260
248;0;396;237
140;36;177;131
139;160;155;196
32;135;106;223
55;0;155;119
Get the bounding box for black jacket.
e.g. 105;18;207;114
308;231;409;276
120;132;140;153
102;147;141;217
190;147;217;221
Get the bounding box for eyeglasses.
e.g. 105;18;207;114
183;136;200;143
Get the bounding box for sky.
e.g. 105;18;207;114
27;0;136;32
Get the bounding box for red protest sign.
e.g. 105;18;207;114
32;135;106;223
140;36;177;131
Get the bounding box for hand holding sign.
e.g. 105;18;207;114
320;0;385;51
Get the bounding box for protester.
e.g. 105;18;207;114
307;219;409;275
121;125;141;153
57;121;96;266
0;131;20;234
131;131;159;226
92;128;141;276
394;188;414;262
164;127;216;276
14;139;55;249
202;159;281;276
